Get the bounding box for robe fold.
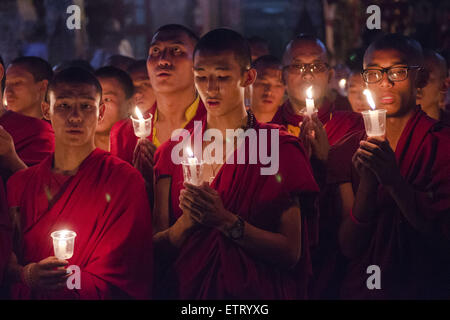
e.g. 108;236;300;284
271;99;363;146
332;108;450;299
154;120;319;299
0;177;12;288
7;149;153;299
0;110;54;169
110;99;206;164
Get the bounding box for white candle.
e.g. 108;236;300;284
362;89;385;137
305;86;315;117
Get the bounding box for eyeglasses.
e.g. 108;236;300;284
284;63;330;74
361;66;421;84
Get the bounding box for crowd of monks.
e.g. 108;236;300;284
0;24;449;300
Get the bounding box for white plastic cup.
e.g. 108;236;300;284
51;230;77;260
181;160;204;186
361;109;386;137
130;113;153;138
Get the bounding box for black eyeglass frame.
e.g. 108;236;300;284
283;62;330;74
361;65;422;84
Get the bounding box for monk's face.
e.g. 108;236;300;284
147;30;196;94
193;50;255;117
283;40;332;107
251;67;285;113
5;64;46;115
96;77;129;135
347;73;370;113
129;68;155;113
416;60;445;113
364;49;419;117
45;83;105;148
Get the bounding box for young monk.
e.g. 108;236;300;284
272;34;363;146
94;66;133;151
250;55;285;123
127;60;156;116
152;28;319;299
0;55;54;181
347;71;370;113
110;24;206;168
5;67;153;299
5;56;53;120
416;49;449;123
335;34;450;299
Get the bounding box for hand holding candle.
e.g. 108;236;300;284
131;107;153;138
362;89;386;137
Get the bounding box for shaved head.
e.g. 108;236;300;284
282;34;328;66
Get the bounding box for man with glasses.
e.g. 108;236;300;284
333;34;450;299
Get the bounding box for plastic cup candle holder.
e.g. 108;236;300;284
51;230;77;260
182;147;204;186
362;89;387;137
130;107;153;138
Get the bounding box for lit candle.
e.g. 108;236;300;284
130;107;152;138
182;147;203;185
338;78;347;90
186;147;198;165
362;89;386;137
135;106;145;134
305;86;315;117
51;230;77;260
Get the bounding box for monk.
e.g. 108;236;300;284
5;67;153;299
336;34;450;299
272;34;363;146
247;36;270;62
127;60;156;116
416;49;449;123
110;24;206;174
94;66;133;151
251;55;285;123
347;71;370;113
0;56;54;181
5;56;53;120
152;28;319;299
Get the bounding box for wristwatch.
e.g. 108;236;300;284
227;216;245;240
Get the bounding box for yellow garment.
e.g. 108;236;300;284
152;96;200;147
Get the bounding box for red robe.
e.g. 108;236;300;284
0;110;54;179
271;99;363;146
7;149;153;299
110;100;206;164
0;177;12;288
153;120;319;299
331;108;450;299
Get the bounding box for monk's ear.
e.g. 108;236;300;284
98;102;106;122
41;101;51;121
243;68;257;87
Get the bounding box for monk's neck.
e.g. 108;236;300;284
251;108;276;123
289;96;325;114
207;104;248;137
385;108;415;151
94;132;110;152
21;103;43;119
420;103;440;121
0;105;5;118
53;143;96;173
155;86;197;125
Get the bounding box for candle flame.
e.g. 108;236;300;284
306;86;313;99
135;107;144;120
339;78;346;90
363;89;376;110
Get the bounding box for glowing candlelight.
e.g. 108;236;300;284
362;89;386;137
182;146;203;185
305;86;315;117
51;230;77;260
130;106;152;138
338;78;347;90
186;147;198;165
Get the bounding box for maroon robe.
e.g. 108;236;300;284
0;177;12;288
271;99;363;146
110;100;206;164
7;149;153;299
0;110;54;179
330;108;450;299
153;119;319;299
